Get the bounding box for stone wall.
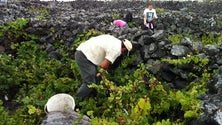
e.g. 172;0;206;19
0;1;220;45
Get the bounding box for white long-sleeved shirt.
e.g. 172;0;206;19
76;34;121;66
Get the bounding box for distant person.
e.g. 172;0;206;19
112;11;133;28
124;11;133;23
75;34;133;98
143;2;158;32
112;19;127;28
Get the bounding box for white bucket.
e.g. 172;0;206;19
44;93;75;113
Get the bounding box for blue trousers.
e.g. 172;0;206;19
75;51;97;98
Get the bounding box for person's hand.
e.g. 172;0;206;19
144;23;149;28
101;59;111;70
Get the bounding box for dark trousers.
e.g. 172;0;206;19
141;21;155;32
75;51;97;98
147;21;154;30
146;21;154;32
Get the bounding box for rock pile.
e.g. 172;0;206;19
197;66;222;125
131;28;222;124
0;1;221;44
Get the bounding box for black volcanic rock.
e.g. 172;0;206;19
171;44;189;57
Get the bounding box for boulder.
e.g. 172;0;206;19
41;111;90;125
204;45;220;56
151;30;165;40
196;66;222;125
180;37;192;47
171;44;189;57
192;41;203;52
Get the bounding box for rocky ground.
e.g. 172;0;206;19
0;1;222;124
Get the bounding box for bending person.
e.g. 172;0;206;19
75;34;133;98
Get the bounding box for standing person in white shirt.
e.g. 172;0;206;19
75;34;133;98
143;2;158;32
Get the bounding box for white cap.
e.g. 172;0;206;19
123;39;133;52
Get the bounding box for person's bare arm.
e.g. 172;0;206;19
101;59;111;70
144;15;147;24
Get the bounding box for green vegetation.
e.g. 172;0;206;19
128;22;137;28
0;100;17;124
36;15;46;20
0;19;81;125
81;53;211;124
167;33;222;45
216;18;222;25
0;18;39;41
201;33;222;45
162;55;209;70
29;7;49;20
74;29;104;47
112;14;121;20
155;8;165;14
0;40;81;124
29;7;49;15
167;34;184;44
0;18;216;125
